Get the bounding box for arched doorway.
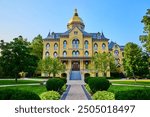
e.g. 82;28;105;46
61;73;67;78
72;61;80;71
84;73;90;78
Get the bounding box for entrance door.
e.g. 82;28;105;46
72;61;80;71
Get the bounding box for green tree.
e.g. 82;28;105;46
140;9;150;53
0;36;38;82
91;52;115;77
31;34;43;59
38;57;65;78
123;42;147;80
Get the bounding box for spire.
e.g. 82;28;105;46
74;8;78;16
101;32;106;39
47;31;51;37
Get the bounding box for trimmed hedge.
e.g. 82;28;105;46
0;89;40;100
84;77;93;84
40;91;60;100
115;89;150;100
92;91;115;100
88;78;111;93
46;78;65;91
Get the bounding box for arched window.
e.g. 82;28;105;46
94;52;98;55
72;51;76;57
94;43;98;50
45;51;49;57
85;51;89;57
102;43;106;50
53;52;58;58
84;40;88;49
46;43;50;50
63;51;67;57
63;40;67;49
76;51;79;56
85;61;89;69
54;43;58;50
72;39;79;49
114;50;119;56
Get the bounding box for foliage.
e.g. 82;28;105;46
91;52;115;77
38;57;65;77
85;84;93;94
40;91;60;100
140;9;150;53
46;78;65;92
115;89;150;100
88;78;111;93
123;42;149;78
59;84;67;95
30;34;43;59
92;91;115;100
0;36;38;80
84;77;92;84
0;89;40;100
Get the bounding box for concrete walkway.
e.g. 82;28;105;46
65;84;88;100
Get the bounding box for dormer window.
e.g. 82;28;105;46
74;31;78;35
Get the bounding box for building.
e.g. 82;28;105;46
42;9;124;81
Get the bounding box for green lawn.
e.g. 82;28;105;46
110;80;150;86
108;85;150;93
0;79;42;85
0;85;46;95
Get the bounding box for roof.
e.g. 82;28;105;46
44;26;109;40
108;41;124;50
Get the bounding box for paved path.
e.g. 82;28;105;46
65;84;89;100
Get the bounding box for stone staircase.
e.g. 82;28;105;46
70;71;81;80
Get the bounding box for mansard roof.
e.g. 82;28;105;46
108;41;124;50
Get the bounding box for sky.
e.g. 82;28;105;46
0;0;150;46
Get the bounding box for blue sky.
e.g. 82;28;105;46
0;0;149;46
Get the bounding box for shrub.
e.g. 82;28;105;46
0;89;40;100
88;78;111;93
60;78;67;84
85;84;93;94
46;78;65;91
59;84;67;95
40;91;60;100
92;91;115;100
84;77;93;84
115;89;150;100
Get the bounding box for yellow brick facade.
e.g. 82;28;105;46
42;9;124;80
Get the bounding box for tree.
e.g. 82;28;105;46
140;9;150;53
38;57;65;78
91;52;115;77
123;42;148;80
30;34;43;59
0;36;38;82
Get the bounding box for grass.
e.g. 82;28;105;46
108;85;150;94
0;85;47;95
0;79;42;85
110;80;150;86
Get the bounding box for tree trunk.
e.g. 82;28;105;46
15;74;18;83
132;72;136;83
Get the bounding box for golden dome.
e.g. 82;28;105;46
67;9;85;30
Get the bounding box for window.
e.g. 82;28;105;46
72;50;79;57
114;50;119;56
46;43;50;50
54;52;58;58
76;51;79;56
74;31;78;35
63;41;67;49
45;52;49;57
94;43;98;50
102;43;106;50
94;52;98;55
72;39;79;49
63;51;67;57
85;61;89;69
84;40;88;49
85;51;89;57
54;43;58;50
72;51;76;57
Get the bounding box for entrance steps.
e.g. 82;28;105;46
70;71;81;80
